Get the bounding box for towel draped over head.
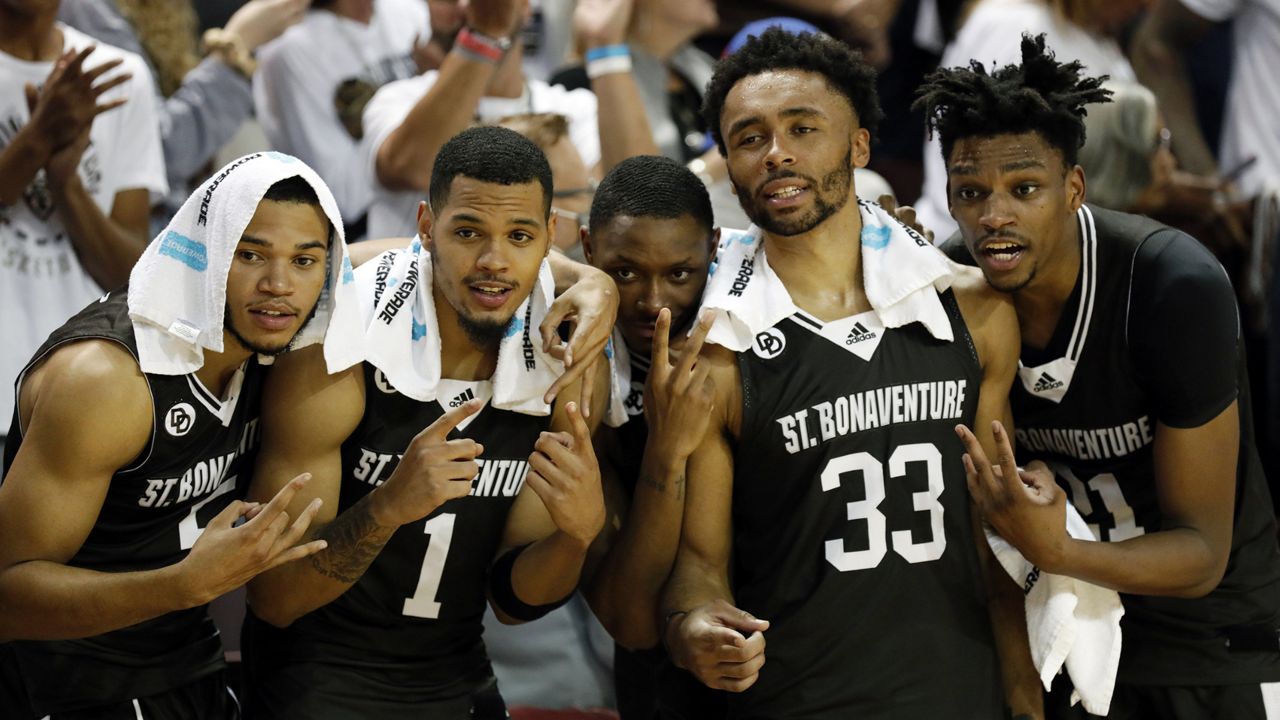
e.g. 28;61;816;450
127;152;364;375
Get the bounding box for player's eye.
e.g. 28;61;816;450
455;228;479;239
1015;183;1039;197
955;187;982;201
511;231;535;244
237;250;262;263
671;269;692;281
614;268;636;281
294;256;319;267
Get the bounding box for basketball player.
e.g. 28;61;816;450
659;29;1041;719
579;155;724;720
241;127;611;719
0;169;335;719
924;35;1280;719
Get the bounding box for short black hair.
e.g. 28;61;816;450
429;126;554;216
703;27;882;155
914;33;1112;169
262;175;321;206
588;156;714;237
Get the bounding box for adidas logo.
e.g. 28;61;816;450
449;388;476;407
844;322;877;345
1033;372;1064;393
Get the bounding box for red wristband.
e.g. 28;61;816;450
456;27;508;63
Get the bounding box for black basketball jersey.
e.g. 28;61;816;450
730;291;1001;719
254;363;551;705
1;289;263;715
1009;205;1280;686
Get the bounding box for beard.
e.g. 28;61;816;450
734;146;854;237
224;300;320;357
455;311;513;349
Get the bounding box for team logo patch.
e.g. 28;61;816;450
624;380;645;416
373;369;397;394
164;402;196;437
753;328;787;359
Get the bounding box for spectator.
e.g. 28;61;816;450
254;0;432;234
360;0;601;238
1133;0;1279;195
0;1;165;459
58;0;308;231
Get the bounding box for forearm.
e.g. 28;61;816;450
547;250;590;292
589;69;659;173
0;129;50;205
662;545;732;617
248;492;396;626
0;559;197;641
1131;25;1218;175
1049;527;1224;598
376;50;497;191
510;530;593;606
50;178;148;290
586;453;687;648
159;58;253;181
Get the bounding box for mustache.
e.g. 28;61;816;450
463;273;521;289
753;169;815;196
978;230;1032;246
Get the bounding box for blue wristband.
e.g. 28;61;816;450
585;44;630;62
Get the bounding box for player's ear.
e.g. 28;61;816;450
416;201;435;246
1067;165;1086;211
851;127;871;169
580;228;595;264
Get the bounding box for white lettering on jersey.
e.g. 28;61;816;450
1014;416;1153;461
775;380;969;454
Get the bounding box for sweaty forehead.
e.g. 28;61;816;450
593;215;711;261
723;70;854;124
948;132;1063;175
438;177;547;223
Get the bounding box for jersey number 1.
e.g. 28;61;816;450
821;443;947;571
402;513;456;619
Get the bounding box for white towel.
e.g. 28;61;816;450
701;200;961;350
127;152;364;375
354;237;563;414
602;329;631;429
985;505;1124;715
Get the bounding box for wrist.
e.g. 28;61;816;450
164;559;211;609
585;44;632;80
203;28;257;78
662;609;690;661
367;486;410;528
455;26;511;65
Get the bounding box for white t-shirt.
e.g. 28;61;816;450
360;72;601;240
1180;0;1280;194
913;0;1135;240
254;0;431;222
0;24;166;431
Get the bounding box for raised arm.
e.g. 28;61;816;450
374;0;522;191
247;346;487;626
489;363;610;624
574;0;661;172
1131;0;1219;176
661;344;769;692
584;309;714;649
0;341;319;641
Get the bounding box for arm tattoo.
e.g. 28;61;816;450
639;472;686;500
309;494;396;583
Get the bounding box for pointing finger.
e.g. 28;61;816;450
418;399;482;443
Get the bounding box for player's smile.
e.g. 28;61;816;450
466;276;518;310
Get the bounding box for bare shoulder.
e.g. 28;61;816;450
17;339;151;473
950;268;1018;337
262;344;366;443
699;342;742;438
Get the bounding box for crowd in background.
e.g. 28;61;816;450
1;0;1278;714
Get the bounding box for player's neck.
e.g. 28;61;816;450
762;196;870;321
434;285;500;381
0;11;61;61
195;339;254;399
1012;214;1083;350
485;45;526;99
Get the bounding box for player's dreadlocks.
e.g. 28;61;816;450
913;33;1112;169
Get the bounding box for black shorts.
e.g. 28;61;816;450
43;669;238;720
